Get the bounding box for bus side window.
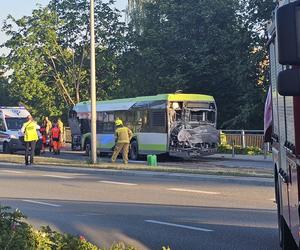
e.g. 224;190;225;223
0;119;6;131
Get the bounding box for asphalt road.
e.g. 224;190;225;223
0;164;278;250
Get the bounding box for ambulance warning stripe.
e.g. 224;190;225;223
0;132;9;139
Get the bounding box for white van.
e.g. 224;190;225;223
0;107;42;154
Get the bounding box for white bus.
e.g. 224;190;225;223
69;93;219;159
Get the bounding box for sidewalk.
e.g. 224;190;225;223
0;152;273;178
206;153;272;162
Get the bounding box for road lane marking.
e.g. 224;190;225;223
42;175;74;179
76;212;104;217
167;188;220;195
99;180;137;186
0;170;24;174
22;200;61;207
145;220;213;232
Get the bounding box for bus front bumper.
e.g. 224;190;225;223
169;147;218;158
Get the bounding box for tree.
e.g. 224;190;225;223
118;0;275;129
2;7;76;117
1;1;126;118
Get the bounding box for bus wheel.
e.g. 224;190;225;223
129;140;138;160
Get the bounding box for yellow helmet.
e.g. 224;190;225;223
115;119;123;126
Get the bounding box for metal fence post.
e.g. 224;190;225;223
241;130;246;148
232;140;235;158
263;143;267;159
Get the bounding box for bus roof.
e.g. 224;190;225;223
74;93;215;113
79;93;214;105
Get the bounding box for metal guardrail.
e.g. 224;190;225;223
220;130;265;149
220;129;270;159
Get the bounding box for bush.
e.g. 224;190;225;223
0;206;137;250
217;144;263;155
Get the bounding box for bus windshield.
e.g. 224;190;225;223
5;117;27;130
189;110;215;124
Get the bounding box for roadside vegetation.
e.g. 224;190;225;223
218;144;263;155
0;0;275;130
0;205;136;250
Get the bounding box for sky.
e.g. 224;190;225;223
0;0;127;49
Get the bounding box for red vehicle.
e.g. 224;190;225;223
267;1;300;249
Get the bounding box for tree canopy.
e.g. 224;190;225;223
0;0;275;128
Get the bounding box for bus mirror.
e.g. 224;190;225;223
277;1;300;65
277;69;300;96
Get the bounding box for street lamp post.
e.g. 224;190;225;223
90;0;97;164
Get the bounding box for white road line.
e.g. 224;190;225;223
167;188;220;195
22;199;61;207
99;180;137;186
42;175;74;179
145;220;213;232
0;170;24;174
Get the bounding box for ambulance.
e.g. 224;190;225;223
0;106;42;154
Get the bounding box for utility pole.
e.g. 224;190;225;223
90;0;97;164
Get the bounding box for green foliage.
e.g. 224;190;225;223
119;0;275;129
1;1;126;119
0;206;36;250
0;0;275;129
218;144;263;155
0;206;136;250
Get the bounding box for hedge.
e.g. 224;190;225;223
0;205;136;250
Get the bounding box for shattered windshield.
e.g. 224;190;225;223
189;110;215;123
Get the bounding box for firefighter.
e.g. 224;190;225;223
111;119;133;164
50;123;61;155
21;115;40;165
39;124;47;154
57;118;64;146
44;116;52;135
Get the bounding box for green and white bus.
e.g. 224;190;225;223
69;93;219;159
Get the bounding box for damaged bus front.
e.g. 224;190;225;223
168;100;219;158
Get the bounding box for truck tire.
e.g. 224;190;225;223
129;140;138;160
281;216;298;250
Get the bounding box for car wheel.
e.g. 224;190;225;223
35;148;41;156
129;140;138;160
3;142;11;154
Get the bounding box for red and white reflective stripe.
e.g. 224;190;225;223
0;133;9;139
